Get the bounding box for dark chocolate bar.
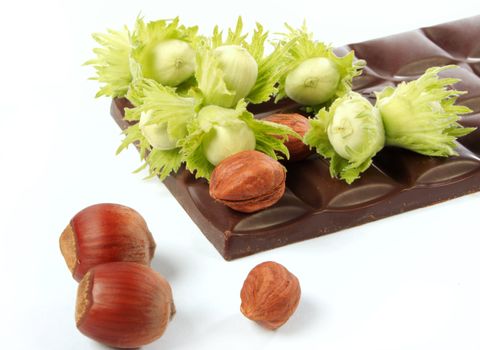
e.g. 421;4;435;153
111;16;480;260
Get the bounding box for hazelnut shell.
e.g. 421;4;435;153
60;203;156;281
263;113;313;161
76;262;175;348
209;150;286;213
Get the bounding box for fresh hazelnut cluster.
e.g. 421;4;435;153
209;113;312;213
60;204;301;347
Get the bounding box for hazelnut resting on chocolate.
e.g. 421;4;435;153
209;150;286;213
263;113;313;161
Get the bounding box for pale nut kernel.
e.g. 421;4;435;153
263;113;313;161
240;261;301;330
209;150;286;213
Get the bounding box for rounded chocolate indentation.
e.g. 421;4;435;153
416;155;480;185
394;56;454;79
328;183;397;209
287;157;400;211
285;158;328;209
375;146;480;187
458;114;480;155
186;173;240;229
350;30;452;79
422;17;480;60
234;190;309;232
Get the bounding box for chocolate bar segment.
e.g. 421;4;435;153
111;16;480;260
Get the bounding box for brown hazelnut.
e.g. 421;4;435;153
76;262;174;348
240;261;301;330
59;203;156;281
209;150;286;213
263;113;313;161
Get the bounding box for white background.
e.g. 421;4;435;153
1;1;480;349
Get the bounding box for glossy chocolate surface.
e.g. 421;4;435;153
111;16;480;260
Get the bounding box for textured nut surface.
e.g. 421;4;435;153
240;261;301;330
264;113;313;161
209;150;286;213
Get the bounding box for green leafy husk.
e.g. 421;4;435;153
131;17;201;86
275;23;365;108
195;48;236;107
304;92;385;184
201;17;294;107
86;26;133;98
180;100;297;180
87;17;201;99
376;65;475;156
117;78;196;180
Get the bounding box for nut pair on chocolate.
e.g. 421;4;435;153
60;203;301;348
210;113;312;213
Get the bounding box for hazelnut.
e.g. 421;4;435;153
263;113;313;161
59;203;156;281
240;261;301;330
76;262;174;348
209;150;286;213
